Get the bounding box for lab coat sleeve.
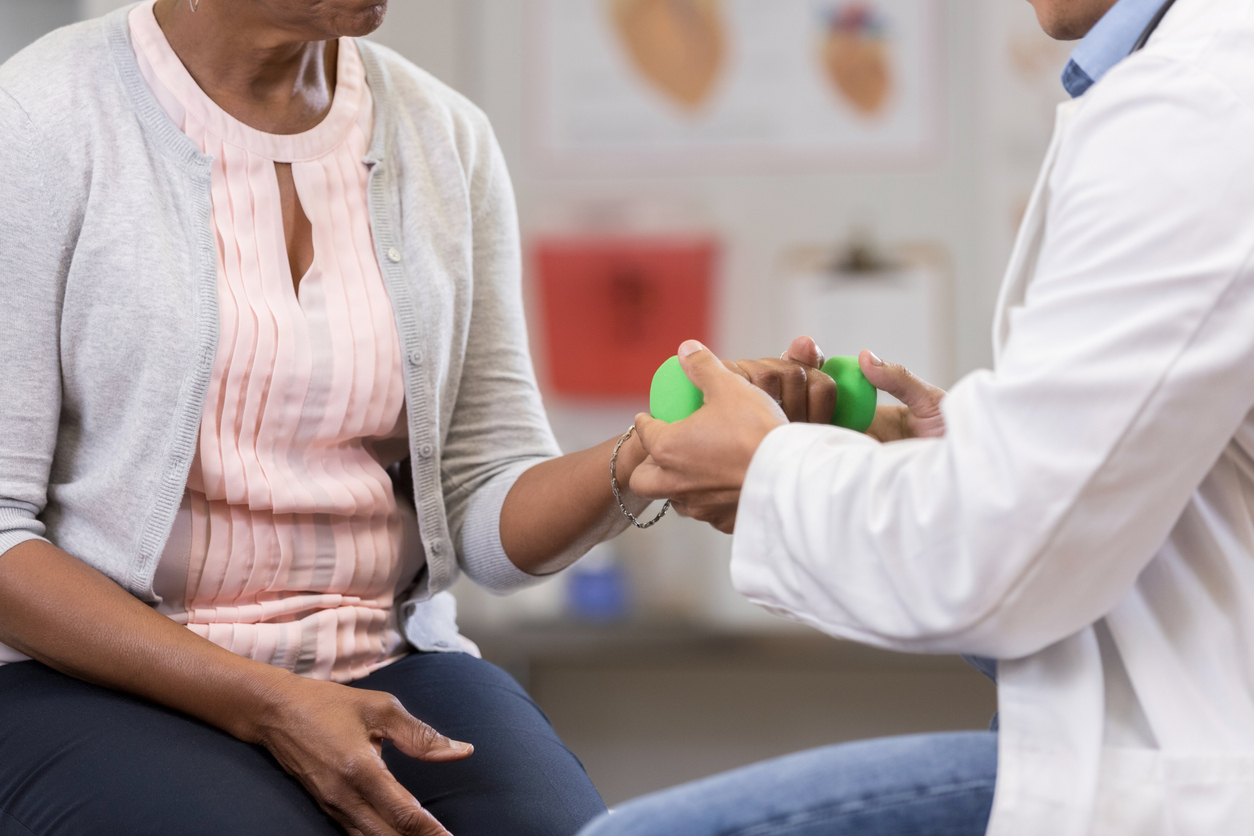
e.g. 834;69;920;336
731;56;1254;659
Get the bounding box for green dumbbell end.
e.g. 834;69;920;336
821;355;877;433
650;355;704;424
649;353;878;433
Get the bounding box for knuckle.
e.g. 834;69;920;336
361;689;392;710
390;805;427;834
400;717;443;753
368;693;407;724
782;365;807;385
416;722;441;748
338;754;377;784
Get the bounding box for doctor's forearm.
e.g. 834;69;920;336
498;433;651;575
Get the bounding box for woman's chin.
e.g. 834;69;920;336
338;1;388;37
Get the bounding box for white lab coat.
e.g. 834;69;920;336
731;1;1254;833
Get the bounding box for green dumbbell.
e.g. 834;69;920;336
649;354;878;433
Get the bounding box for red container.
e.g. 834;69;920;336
535;237;716;399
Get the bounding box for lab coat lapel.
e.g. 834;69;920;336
992;99;1082;365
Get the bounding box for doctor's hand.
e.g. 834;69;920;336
631;341;788;533
781;335;948;442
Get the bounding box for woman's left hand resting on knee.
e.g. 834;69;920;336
0;540;467;836
628;338;946;533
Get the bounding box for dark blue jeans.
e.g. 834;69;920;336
578;732;997;836
0;653;605;836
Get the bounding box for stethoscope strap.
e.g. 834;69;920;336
1132;0;1179;52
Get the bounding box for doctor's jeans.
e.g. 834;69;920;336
578;731;997;836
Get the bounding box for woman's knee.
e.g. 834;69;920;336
356;653;606;836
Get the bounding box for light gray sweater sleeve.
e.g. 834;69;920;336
442;126;562;593
0;90;68;558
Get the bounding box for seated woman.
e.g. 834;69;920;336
0;1;715;833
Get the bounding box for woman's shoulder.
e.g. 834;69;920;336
356;40;489;129
355;39;500;172
0;15;126;156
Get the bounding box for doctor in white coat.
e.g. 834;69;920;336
580;0;1254;834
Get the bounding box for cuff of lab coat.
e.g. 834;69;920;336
730;422;877;613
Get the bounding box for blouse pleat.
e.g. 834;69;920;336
132;0;416;683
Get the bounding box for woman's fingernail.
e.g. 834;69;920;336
866;351;883;366
679;340;706;357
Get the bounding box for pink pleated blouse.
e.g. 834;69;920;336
131;1;421;683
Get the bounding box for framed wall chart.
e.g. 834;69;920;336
527;0;944;172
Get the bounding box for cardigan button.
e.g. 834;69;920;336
429;539;443;555
387;247;402;263
407;349;424;366
419;443;435;458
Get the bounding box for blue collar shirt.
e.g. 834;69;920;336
1061;0;1166;97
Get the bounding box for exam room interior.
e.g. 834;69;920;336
0;0;1069;806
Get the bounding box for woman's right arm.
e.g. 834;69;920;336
0;539;469;836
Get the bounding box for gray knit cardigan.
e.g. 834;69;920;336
0;7;560;653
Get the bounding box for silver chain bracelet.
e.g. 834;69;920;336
610;426;671;529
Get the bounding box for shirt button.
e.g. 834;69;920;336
387;247;402;263
419;443;435;458
407;349;424;366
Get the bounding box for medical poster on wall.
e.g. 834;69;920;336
527;0;943;171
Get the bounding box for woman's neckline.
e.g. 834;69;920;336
129;0;365;163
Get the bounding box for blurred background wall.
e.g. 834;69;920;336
1;0;1071;806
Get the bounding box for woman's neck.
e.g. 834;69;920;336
152;0;338;135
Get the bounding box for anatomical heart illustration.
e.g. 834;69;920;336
610;0;727;110
821;3;893;116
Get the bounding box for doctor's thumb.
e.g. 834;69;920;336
633;412;667;456
677;340;730;395
859;350;945;414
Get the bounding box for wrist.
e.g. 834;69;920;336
228;664;303;745
613;430;648;490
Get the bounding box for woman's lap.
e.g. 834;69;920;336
0;653;604;836
578;731;997;836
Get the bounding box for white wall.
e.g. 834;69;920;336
0;0;78;63
79;0;127;19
